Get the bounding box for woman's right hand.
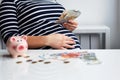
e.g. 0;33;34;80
45;34;75;49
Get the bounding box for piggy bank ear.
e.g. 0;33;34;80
21;35;27;40
10;37;16;43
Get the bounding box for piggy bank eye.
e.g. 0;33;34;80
17;40;19;42
20;40;22;42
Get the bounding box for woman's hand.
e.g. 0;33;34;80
45;34;75;49
62;20;78;31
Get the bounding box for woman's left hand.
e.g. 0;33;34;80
62;20;78;31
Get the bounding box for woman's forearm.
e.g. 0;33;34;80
27;36;48;49
27;34;75;49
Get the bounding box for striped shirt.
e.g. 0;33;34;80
0;0;81;49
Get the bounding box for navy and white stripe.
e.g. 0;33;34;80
0;0;81;49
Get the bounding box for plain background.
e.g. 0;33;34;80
0;0;120;49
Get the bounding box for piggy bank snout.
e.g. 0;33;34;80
16;44;26;52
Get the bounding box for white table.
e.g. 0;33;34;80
73;25;110;49
0;50;120;80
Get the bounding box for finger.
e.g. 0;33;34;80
64;36;74;41
68;20;78;25
65;25;76;31
62;23;67;27
64;23;77;28
68;25;77;30
63;19;78;26
65;40;75;45
63;44;74;49
68;23;77;28
63;23;77;31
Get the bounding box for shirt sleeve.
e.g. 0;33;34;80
0;0;19;44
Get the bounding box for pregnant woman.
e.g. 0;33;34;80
0;0;81;49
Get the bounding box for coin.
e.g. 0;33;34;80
44;61;51;64
32;61;37;64
38;60;44;62
26;59;32;62
16;61;22;64
24;56;30;58
18;55;22;57
64;61;70;64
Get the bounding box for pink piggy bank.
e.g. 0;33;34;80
7;35;28;58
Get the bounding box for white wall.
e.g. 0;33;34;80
57;0;119;49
